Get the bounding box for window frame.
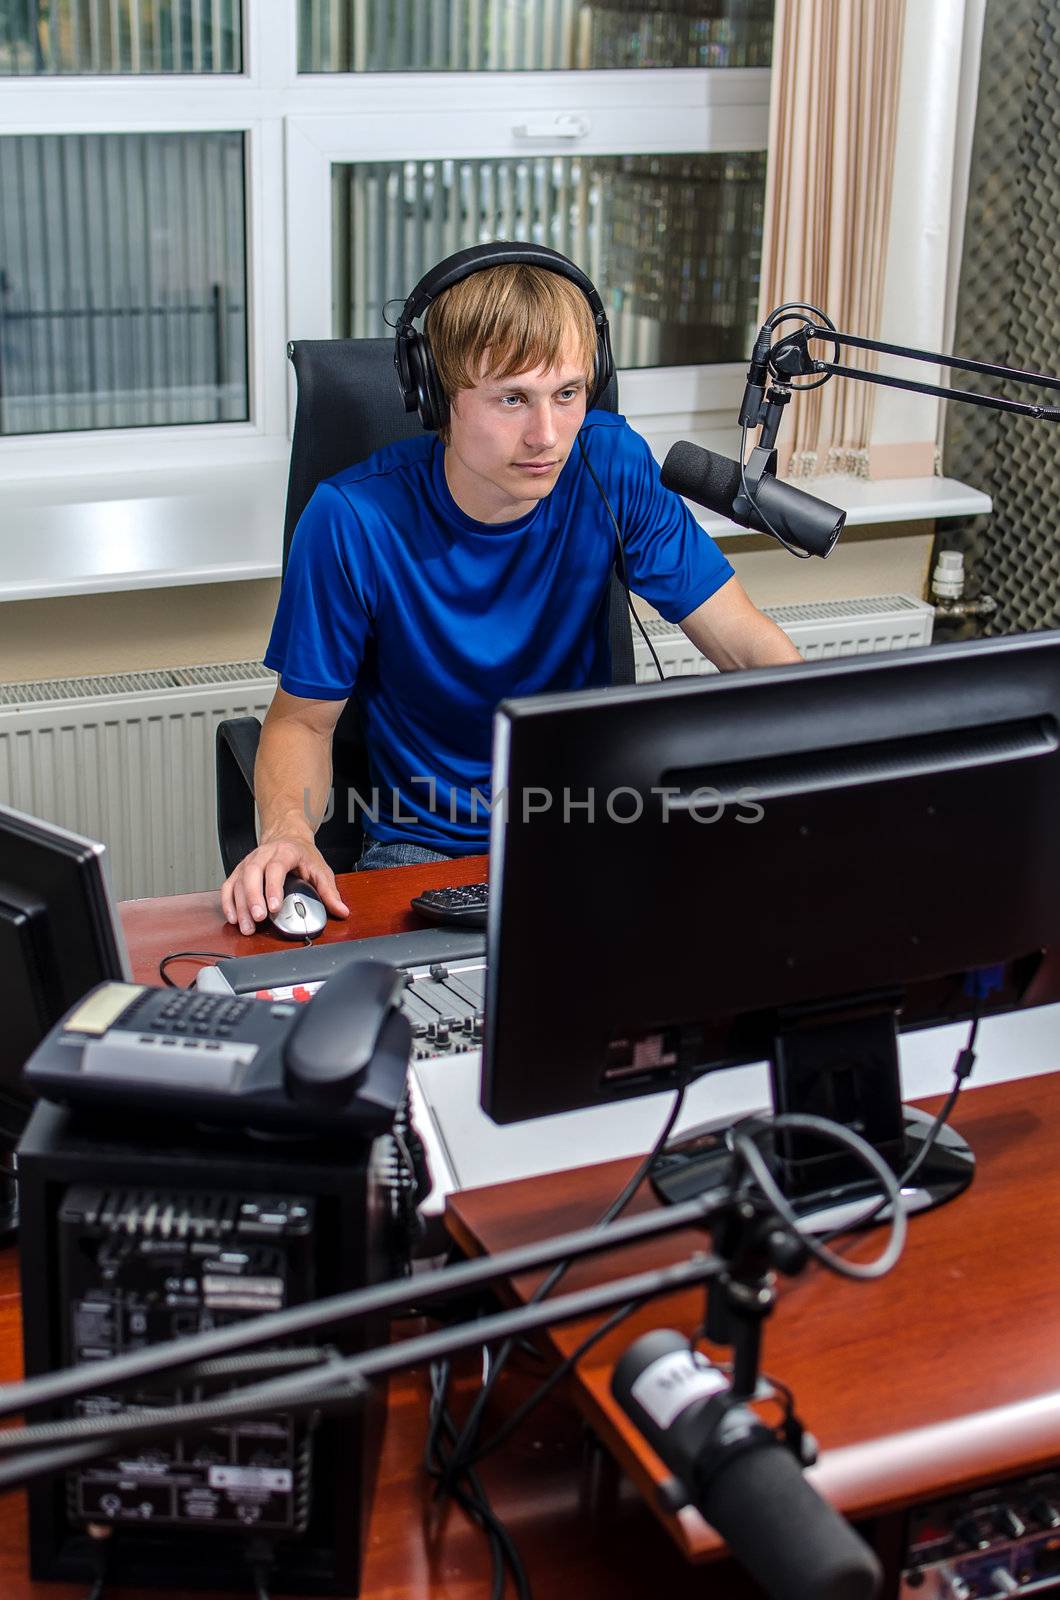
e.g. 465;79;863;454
287;67;769;431
0;1;769;479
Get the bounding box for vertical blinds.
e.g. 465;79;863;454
332;152;767;369
0;132;248;435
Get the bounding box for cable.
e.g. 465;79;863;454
245;1536;275;1600
738;418;811;561
899;1017;979;1190
426;1363;507;1600
595;1085;688;1225
821;1013;980;1242
471;1091;906;1463
439;1084;687;1494
81;1525;110;1600
731;1113;906;1280
158;950;226;986
577;431;666;682
471;1300;637;1465
425;1360;531;1600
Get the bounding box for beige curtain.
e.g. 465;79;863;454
759;0;907;477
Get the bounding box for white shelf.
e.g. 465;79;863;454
686;472;991;536
0;453;991;604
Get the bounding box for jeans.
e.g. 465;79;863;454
355;837;455;871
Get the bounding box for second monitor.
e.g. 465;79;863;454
482;630;1060;1218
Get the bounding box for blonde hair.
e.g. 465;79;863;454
425;262;598;439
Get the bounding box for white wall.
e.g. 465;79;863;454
870;0;984;474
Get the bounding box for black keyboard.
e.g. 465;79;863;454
409;881;489;928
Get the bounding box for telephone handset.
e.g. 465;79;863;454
22;960;411;1138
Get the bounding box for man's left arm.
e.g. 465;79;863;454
678;574;802;670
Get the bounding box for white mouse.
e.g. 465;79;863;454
265;875;328;941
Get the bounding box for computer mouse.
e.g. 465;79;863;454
265;875;328;941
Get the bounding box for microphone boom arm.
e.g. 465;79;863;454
769;322;1060;423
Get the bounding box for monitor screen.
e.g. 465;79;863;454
481;631;1060;1217
0;804;131;1143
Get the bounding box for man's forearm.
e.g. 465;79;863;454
254;716;335;845
733;613;802;669
677;577;802;671
680;607;801;671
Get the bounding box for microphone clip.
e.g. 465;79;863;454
770;325;816;380
732;444;778;525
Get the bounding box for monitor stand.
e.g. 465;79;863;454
0;1093;28;1237
0;1148;18;1238
650;996;975;1232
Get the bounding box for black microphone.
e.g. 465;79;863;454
612;1330;882;1600
661;440;845;558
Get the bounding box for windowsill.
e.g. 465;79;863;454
0;457;991;604
0;461;291;602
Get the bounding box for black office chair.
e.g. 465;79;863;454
215;338;633;876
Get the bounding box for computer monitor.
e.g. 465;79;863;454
481;630;1060;1221
0;804;131;1220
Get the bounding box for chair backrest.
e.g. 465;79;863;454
281;339;634;867
284;340;424;567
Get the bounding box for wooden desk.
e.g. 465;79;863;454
116;855;490;986
3;865;1058;1597
448;1073;1060;1574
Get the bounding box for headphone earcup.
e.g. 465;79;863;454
406;330;448;432
588;317;615;411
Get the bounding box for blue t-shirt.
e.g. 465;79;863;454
264;410;733;852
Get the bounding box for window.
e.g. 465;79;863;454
332;151;766;369
0;0;242;74
299;0;772;73
0;131;248;434
1;0;772;471
1;0;276;467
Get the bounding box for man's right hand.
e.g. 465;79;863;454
221;836;350;937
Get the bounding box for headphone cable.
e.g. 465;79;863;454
577;432;665;682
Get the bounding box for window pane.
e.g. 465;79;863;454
332;152;766;368
0;133;248;435
0;0;242;75
301;0;773;73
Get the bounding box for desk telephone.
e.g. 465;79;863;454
23;959;411;1137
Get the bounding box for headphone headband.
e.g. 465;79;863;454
396;241;608;333
394;240;614;429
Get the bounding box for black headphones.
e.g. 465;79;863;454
393;240;615;432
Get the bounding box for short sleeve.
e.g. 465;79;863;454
584;419;734;624
263;481;378;700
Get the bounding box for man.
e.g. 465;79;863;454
222;247;800;935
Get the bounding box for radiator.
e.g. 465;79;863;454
0;662;275;901
633;593;935;681
0;595;935;902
